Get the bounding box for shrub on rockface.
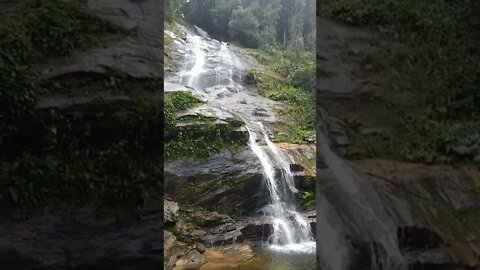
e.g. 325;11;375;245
164;91;203;129
246;47;315;144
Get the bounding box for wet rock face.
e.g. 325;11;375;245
321;158;480;269
190;211;234;227
174;249;206;269
164;148;269;214
397;227;443;252
0;1;166;269
342;236;475;270
203;243;255;265
41;0;163;80
346;239;385;270
163;199;297;269
0;205;164;270
165;199;180;225
163;199;283;248
293;171;316;190
239;217;274;242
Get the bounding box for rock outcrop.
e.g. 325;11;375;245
0;1;165;269
317;16;480;270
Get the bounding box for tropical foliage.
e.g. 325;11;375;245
168;0;315;50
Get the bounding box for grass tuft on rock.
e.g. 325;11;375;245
246;48;315;144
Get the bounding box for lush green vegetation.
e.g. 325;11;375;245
297;190;315;209
164;91;204;128
165;124;247;161
165;0;316;145
320;0;480;163
247;47;315;143
165;0;184;22
164;91;248;161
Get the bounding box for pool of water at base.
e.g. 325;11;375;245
200;242;316;270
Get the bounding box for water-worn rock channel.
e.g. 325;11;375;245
163;25;316;269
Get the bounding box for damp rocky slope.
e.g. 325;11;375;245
0;0;164;269
316;16;480;270
163;22;317;269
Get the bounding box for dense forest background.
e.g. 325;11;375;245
166;0;315;50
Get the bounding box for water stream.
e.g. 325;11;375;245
170;25;316;257
167;23;411;270
247;123;314;249
316;130;408;270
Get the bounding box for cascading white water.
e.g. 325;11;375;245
173;24;315;255
180;35;206;89
316;130;408;269
247;122;315;252
258;122;298;193
169;22;410;270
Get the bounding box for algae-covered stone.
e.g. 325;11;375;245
191;210;234;227
165;199;180;224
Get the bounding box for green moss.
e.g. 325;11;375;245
195;178;247;220
164;91;204;128
164;91;248;161
297;191;315;209
1;0;120;64
165;124;248;161
23;0;119;58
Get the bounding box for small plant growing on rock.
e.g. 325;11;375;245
245;69;258;85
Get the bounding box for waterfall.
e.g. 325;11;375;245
316;130;408;269
173;23;315;255
168;21;412;269
180;35;206;90
247;122;315;252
